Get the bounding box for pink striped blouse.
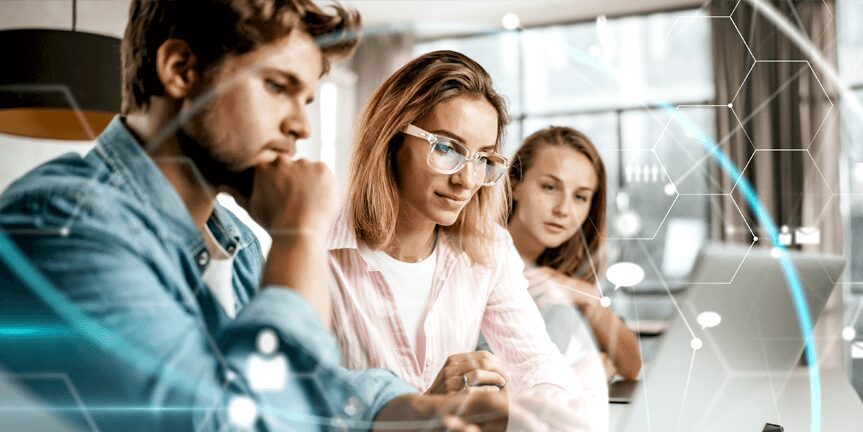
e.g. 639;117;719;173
326;214;580;396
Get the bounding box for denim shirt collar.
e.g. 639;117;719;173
94;116;257;259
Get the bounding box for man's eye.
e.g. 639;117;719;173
265;79;287;94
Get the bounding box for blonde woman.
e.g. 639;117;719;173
326;51;594;419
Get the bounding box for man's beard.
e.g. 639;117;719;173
176;128;255;200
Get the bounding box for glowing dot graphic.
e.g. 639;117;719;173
344;397;361;416
770;247;782;259
664;183;676;196
615;211;642;237
257;329;278;355
600;296;611;308
228;396;258;428
502;13;520;30
727;103;733;109
842;326;856;342
225;370;238;383
753;236;759;241
690;337;703;351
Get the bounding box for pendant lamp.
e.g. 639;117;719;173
0;0;121;140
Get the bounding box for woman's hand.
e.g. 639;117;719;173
426;351;510;395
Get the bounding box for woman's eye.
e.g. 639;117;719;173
541;183;556;192
264;79;287;94
575;194;589;202
433;143;454;154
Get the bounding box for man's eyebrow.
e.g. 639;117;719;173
265;67;314;103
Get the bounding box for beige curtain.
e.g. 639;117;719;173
710;0;842;366
710;0;840;254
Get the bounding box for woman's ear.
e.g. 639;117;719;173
155;39;200;101
510;179;523;203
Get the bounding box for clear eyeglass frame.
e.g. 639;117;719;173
401;123;510;187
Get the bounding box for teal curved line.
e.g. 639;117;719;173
566;46;821;431
0;231;400;430
0;24;828;431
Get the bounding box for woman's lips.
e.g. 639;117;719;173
435;191;469;207
544;222;567;233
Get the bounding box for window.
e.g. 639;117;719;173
838;0;863;287
416;8;714;286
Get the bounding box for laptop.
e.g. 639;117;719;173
619;217;707;295
619;244;845;431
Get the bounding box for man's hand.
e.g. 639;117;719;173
426;351;510;395
250;156;339;328
247;156;339;237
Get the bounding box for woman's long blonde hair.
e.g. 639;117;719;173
346;50;510;267
509;126;607;282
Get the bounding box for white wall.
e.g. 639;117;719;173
0;135;93;191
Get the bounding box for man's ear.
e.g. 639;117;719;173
155;39;199;100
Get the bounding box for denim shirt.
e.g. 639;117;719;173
0;117;414;431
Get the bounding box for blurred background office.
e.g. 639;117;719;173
1;0;862;405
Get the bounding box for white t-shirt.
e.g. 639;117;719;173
202;227;237;319
359;245;437;351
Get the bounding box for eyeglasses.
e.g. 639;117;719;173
401;124;510;187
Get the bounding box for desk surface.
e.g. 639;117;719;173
609;368;863;431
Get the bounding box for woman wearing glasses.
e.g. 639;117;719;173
326;51;588;407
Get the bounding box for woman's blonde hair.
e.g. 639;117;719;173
509;126;607;283
346;50;510;267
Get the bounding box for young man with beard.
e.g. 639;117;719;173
0;1;555;430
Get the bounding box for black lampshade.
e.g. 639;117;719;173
0;29;122;140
